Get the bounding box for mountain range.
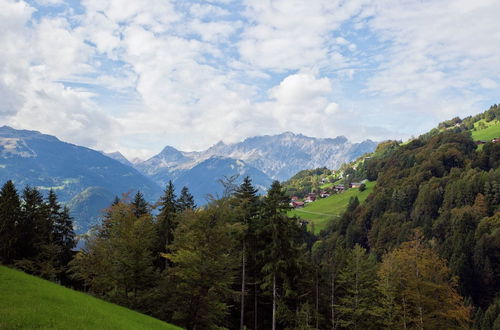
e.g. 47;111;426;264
0;126;377;232
136;132;377;184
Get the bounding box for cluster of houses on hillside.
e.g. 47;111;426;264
289;181;363;208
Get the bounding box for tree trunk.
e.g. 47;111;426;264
240;244;246;330
402;295;407;330
331;272;336;329
272;274;276;330
315;267;319;330
253;249;258;330
254;277;258;330
354;255;360;330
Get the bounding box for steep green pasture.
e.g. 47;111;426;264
289;181;375;233
0;266;180;330
471;119;500;141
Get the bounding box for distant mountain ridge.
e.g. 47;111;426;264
136;132;377;186
0;126;162;232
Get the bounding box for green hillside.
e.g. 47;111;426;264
471;119;500;141
0;266;180;330
289;181;375;233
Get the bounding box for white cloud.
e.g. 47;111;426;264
34;0;64;6
189;3;230;18
238;0;367;71
0;0;118;150
261;73;346;139
364;0;500;109
2;0;500;159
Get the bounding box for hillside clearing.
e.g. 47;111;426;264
471;119;500;141
289;181;375;233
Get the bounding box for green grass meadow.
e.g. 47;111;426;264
289;181;375;233
0;266;180;330
471;119;500;141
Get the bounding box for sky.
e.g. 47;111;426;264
1;0;500;159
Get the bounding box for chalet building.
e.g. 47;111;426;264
291;196;299;201
492;138;500;143
476;140;488;145
290;201;305;208
351;182;362;188
334;185;345;192
304;193;317;203
320;191;330;198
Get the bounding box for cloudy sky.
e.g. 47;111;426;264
1;0;499;159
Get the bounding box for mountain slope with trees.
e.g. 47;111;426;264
317;104;500;328
0;126;162;233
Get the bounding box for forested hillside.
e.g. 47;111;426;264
319;104;500;327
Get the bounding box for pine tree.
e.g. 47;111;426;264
0;180;22;264
70;202;157;308
99;196;121;239
157;181;178;260
18;186;55;278
335;244;379;329
177;186;196;212
47;189;75;281
163;200;240;329
260;181;300;330
233;176;260;330
22;187;49;250
131;191;149;218
313;238;349;329
53;206;76;282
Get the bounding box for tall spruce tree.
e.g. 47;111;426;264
233;176;260;330
177;186;196;212
158;181;178;242
19;186;56;278
163;199;240;330
47;189;76;281
53;205;76;281
335;244;380;329
99;196;121;239
131;191;149;218
71;201;157;309
157;181;179;268
22;186;49;252
260;181;300;330
0;180;22;264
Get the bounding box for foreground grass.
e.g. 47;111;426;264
471;119;500;141
289;181;375;233
0;266;180;330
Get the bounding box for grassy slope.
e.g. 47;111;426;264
471;119;500;141
289;181;375;233
0;266;180;330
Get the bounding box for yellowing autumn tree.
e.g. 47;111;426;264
377;234;471;329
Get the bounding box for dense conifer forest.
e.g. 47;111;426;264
1;105;499;329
